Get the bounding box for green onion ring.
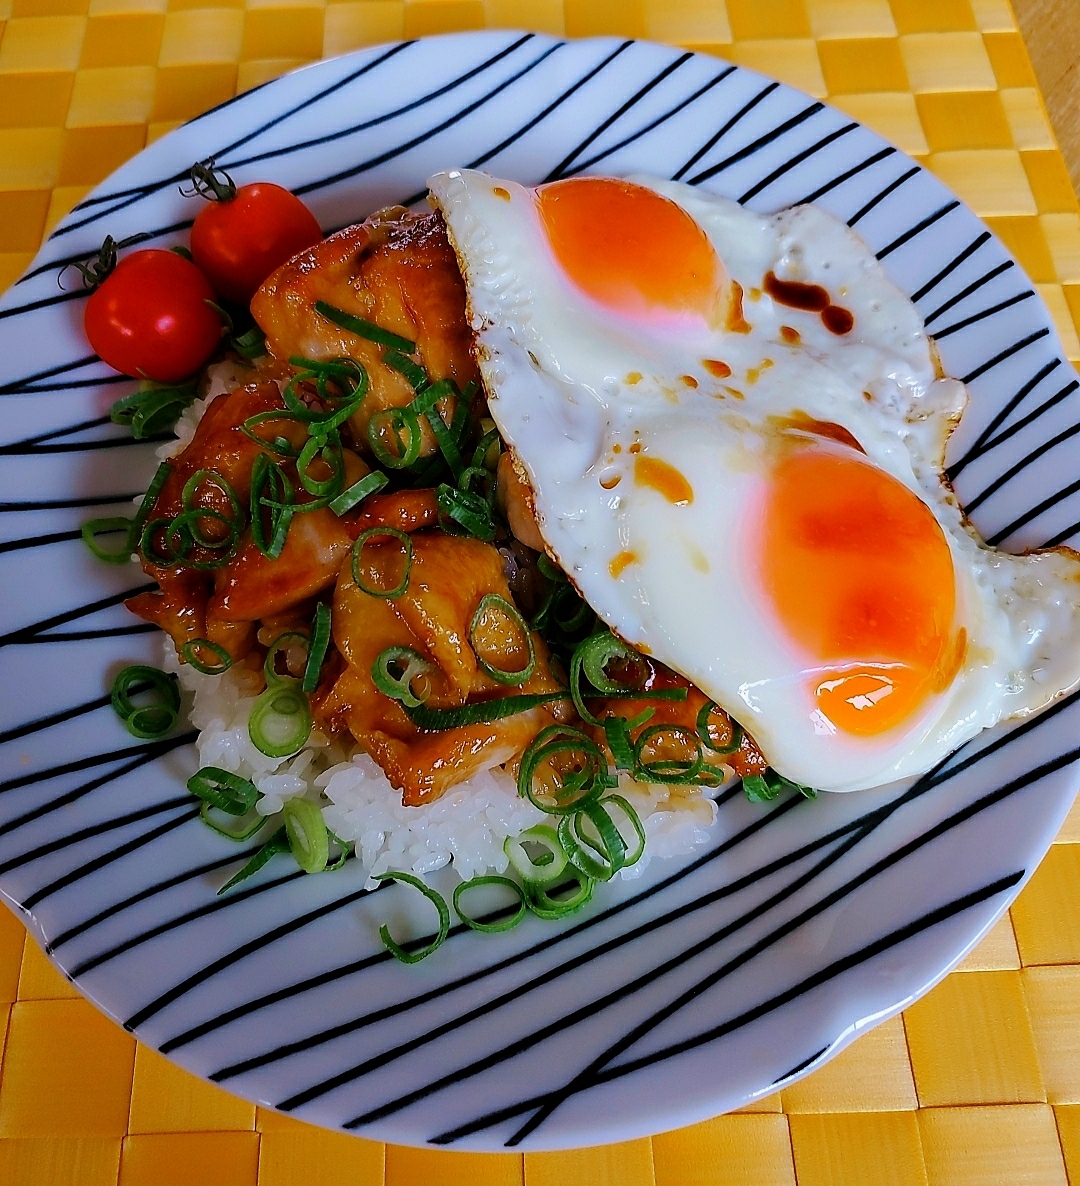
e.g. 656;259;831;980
634;723;706;782
133;462;171;537
435;482;495;541
558;799;627;882
325;827;352;871
200;801;266;841
181;468;241;523
248;684;312;758
374;870;451;964
138;516;180;568
696;699;744;755
372;646;433;709
367;405;422;469
600;794;647;866
581;632;646;694
181;638;233;675
453;876;527;933
603;716;638;771
525;870;594;920
263;631;310;686
517;726;613;816
504;824;567;887
296;432;346;500
328;470;388;516
314;300;416;353
111;665;180;739
351;526;413;599
283;797;329;874
241;410;307;457
468;594;536;686
471;427;500;471
302;602;332;694
81;516;135;564
249;454;294;560
187;766;259;815
384;349;429;392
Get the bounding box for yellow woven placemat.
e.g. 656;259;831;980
3;1;1080;1182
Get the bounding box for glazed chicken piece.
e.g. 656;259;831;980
251;207;480;455
319;532;568;804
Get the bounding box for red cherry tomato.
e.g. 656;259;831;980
190;182;322;305
84;249;223;383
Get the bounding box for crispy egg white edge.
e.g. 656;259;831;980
427;167;1080;792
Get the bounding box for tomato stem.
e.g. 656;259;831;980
68;231;153;290
187;158;237;203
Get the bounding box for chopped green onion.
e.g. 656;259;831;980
248;684;312;758
328;469;388;516
436;482;495;541
325;827;351;871
368;405;422;469
296;431;345;500
110;665;180;739
468;593;536;686
133;462;171;537
164;508;240;568
217;827;289;894
603;716;638;771
372;646;433;709
405;690;568;731
453;876;527;932
241;410;306;457
302;602;332;694
408;378;465;480
181;468;242;526
743;768;816;803
110;381;196;439
249;453;294;559
82;516;135;563
504;824;567;887
181;638;233;675
351;526;413;598
200;801;266;840
696;700;744;755
383;349;429;391
581;632;645;695
232;324;266;359
283;797;329;873
558;799;626;882
374;870;451;964
314;300;416;353
138;516;179;568
264;631;309;686
187;766;259;815
525;869;594;920
457;465;495;506
600;794;646;866
472;427;500;471
633;723;718;787
517;724;613;815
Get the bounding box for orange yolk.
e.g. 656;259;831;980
759;447;961;737
535;177;724;323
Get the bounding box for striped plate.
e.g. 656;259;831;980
1;31;1078;1152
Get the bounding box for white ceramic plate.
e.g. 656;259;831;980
2;31;1079;1151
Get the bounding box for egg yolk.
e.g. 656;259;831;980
760;447;961;737
535;177;724;324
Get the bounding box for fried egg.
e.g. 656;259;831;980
427;168;1080;793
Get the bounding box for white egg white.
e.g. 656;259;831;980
427;167;1080;793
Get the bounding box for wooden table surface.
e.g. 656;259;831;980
1014;0;1080;193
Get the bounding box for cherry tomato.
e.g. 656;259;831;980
84;249;223;383
191;182;322;305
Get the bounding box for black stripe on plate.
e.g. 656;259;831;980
845;165;919;228
686;101;825;187
541;49;693;182
15;624;160;645
0;493;140;514
672;81;778;182
0;583;155;648
986;471;1080;546
875;201;960;260
923;260;1015;328
910;231;992;303
0;732;194;796
931;290;1036;341
0;528;85;556
961;327;1050;386
964;415;1080;515
959;377;1080;483
739;122;858;205
791;146;896;207
433;871;1021;1146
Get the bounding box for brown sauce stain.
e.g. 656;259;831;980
780;325;801;345
625;372;642;385
635;455;694;505
703;358;732;378
629;442;642;454
493;186;511;201
680;374;699;388
823;304;854;334
726;281;751;334
764;270;829;312
599;472;622;489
